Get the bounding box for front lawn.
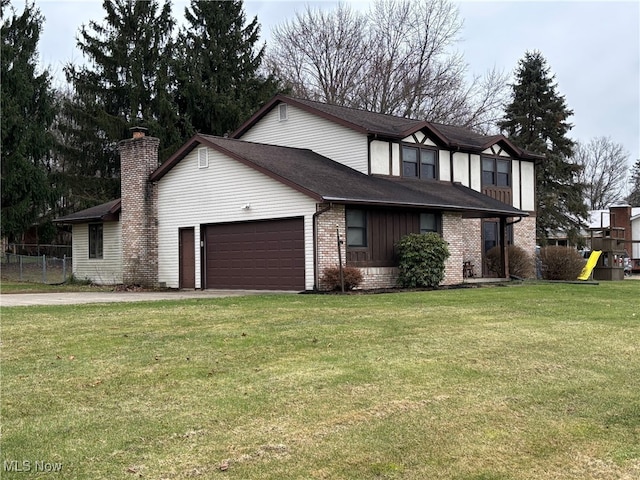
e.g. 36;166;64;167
1;283;639;479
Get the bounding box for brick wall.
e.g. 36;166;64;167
514;215;537;263
441;213;465;285
610;205;632;244
118;133;160;287
315;204;345;290
358;266;399;289
314;206;476;290
462;218;482;277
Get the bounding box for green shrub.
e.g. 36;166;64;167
321;266;364;291
396;233;450;288
485;244;535;278
539;246;586;280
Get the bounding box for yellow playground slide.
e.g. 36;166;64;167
577;250;602;281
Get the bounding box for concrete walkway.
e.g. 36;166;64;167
0;289;298;307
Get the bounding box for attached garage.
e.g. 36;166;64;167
203;217;305;290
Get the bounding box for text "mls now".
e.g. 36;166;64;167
4;460;63;473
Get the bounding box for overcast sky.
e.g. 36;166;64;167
12;0;640;173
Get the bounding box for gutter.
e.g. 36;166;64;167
321;197;528;218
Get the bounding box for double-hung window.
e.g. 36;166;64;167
346;209;367;247
420;213;440;234
88;223;103;259
482;157;511;187
402;146;438;179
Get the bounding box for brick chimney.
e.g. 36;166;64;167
118;127;160;287
610;204;632;250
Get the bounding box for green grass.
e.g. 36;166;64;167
1;283;639;479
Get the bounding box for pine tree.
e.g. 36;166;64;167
60;0;179;210
1;0;56;242
627;159;640;207
174;0;279;136
499;51;587;244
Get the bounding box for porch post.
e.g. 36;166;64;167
500;217;510;278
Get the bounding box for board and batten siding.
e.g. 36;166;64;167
157;147;318;289
72;222;123;284
238;103;369;174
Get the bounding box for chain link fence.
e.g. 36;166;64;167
1;252;73;284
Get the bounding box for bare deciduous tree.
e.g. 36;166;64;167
573;136;630;209
265;0;508;133
627;159;640;206
266;4;368;106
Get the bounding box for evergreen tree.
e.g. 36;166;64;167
1;0;56;242
174;0;279;136
499;51;587;244
627;159;640;207
61;0;179;210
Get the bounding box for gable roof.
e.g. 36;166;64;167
54;198;121;224
152;135;527;218
231;94;543;160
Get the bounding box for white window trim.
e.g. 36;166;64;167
278;103;288;121
198;147;208;169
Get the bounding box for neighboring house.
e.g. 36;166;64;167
55;95;541;290
584;205;640;271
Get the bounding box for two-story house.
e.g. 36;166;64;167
56;95;540;290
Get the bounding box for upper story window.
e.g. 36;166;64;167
482;157;510;187
402;145;437;180
89;223;103;259
346;209;367;247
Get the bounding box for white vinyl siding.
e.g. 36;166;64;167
238;104;369;173
452;152;470;186
632;217;640;259
72;222;122;284
391;143;401;175
512;159;522;209
370;140;390;174
469;154;481;191
157;148;318;289
438;150;451;182
520;161;535;211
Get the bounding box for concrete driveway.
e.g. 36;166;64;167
0;289;298;307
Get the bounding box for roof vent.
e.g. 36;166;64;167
198;147;209;169
279;103;288;121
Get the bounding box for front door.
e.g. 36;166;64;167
179;228;195;289
482;220;499;277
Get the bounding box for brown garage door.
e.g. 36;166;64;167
204;217;305;290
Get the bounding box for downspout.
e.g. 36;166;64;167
313;203;332;290
507;216;523;227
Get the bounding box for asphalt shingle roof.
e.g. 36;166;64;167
54;199;121;224
191;135;526;218
233;95;543;160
